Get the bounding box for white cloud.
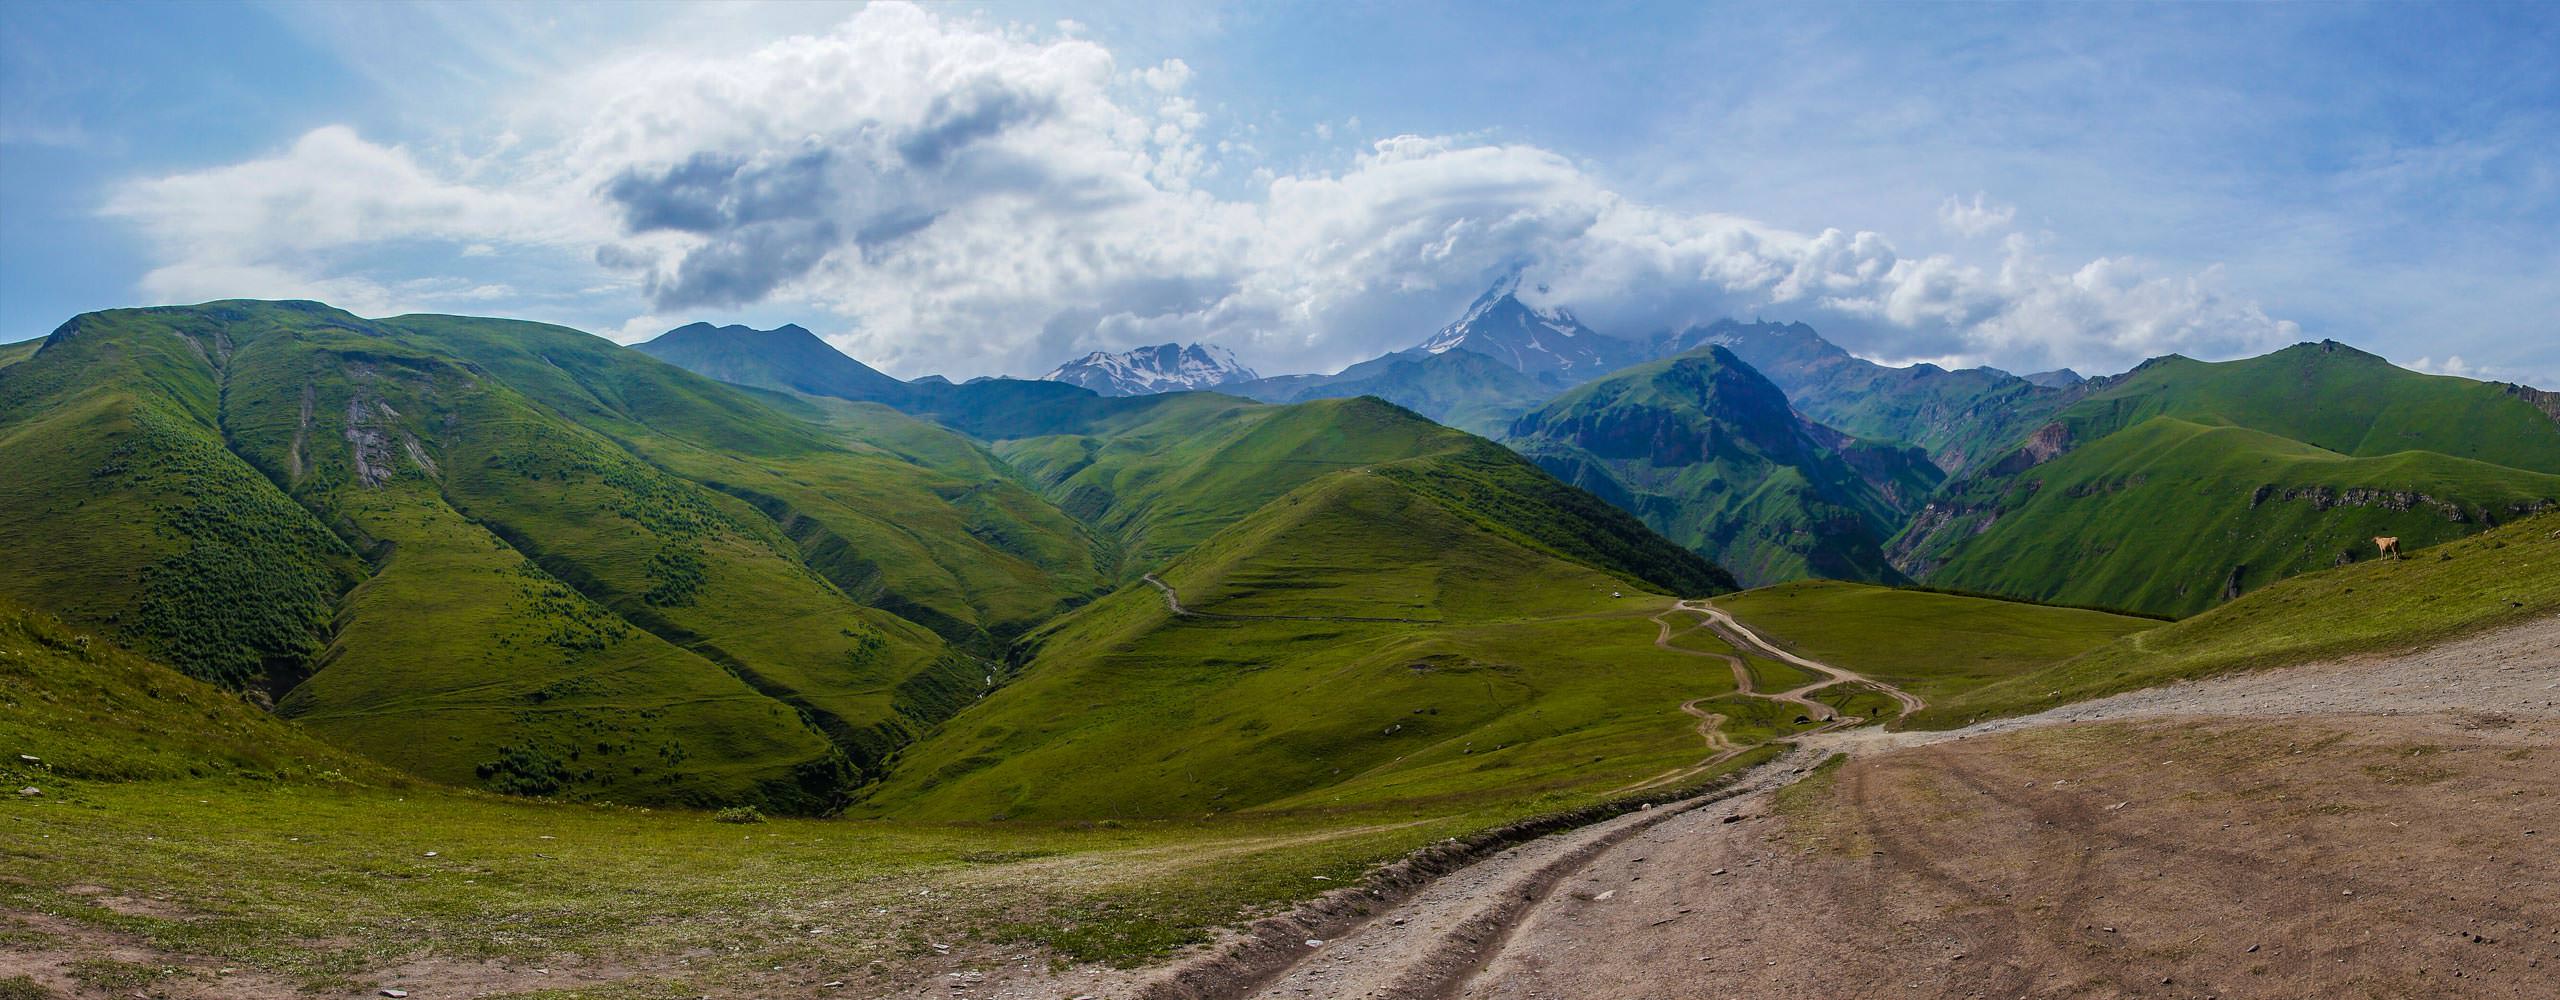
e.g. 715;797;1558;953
1937;192;2016;238
100;2;2301;380
2405;353;2550;387
2410;354;2475;377
99;125;598;312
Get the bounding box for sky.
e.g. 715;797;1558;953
3;1;2554;386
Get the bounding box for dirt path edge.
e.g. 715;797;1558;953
1128;754;1782;1000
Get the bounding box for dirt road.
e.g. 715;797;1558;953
1688;598;1929;718
1607;598;1925;796
1113;613;2560;1000
1168;747;1831;1000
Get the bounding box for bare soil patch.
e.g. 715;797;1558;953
1465;712;2557;999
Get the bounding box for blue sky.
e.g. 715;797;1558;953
3;1;2553;386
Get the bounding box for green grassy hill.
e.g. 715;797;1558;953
633;321;913;403
1914;509;2560;727
1505;345;1942;587
0;304;365;696
1711;580;2157;705
1231;347;1552;437
3;300;1737;816
2038;341;2560;472
0;302;1120;811
0;597;370;785
1896;343;2560;616
628;324;1760;599
395;313;1106;650
864;465;1741;821
1668;319;2079;475
981;392;1733;593
0;336;39;370
0;599;1779;993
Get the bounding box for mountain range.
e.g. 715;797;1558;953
1892;340;2560;615
5;288;2553;819
1506;345;1942;586
999;277;2559;617
0;300;1723;816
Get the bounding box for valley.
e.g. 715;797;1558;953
2;295;2554;1000
8;510;2547;998
8;7;2553;999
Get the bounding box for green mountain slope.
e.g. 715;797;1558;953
1504;345;1942;587
1896;343;2560;617
863;467;1738;821
2039;341;2560;472
991;393;1468;572
1230;348;1551;436
634;321;913;403
0;596;367;784
986;392;1732;592
0;337;39;370
1665;319;2079;475
630;325;1721;597
1914;509;2560;727
0;304;364;696
397;314;1106;650
1711;580;2156;705
0;302;1116;811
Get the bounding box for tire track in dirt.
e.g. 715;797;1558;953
1122;598;1930;999
1441;615;2560;1000
1124;746;1832;1000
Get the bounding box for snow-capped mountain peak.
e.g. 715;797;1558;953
1041;342;1263;397
1414;279;1637;385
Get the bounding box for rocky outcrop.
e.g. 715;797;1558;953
2506;382;2560;425
2244;484;2556;524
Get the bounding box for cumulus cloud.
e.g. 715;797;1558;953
99;2;2300;379
1937;192;2016;237
2405;353;2549;387
99;125;596;312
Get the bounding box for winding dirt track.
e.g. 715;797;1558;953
1609;598;1924;796
1687;598;1928;719
1114;598;1932;1000
1102;607;2560;1000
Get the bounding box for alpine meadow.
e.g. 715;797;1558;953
4;3;2556;999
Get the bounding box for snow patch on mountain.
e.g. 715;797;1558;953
1042;342;1263;396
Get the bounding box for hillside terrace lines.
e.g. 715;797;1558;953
1140;572;1441;624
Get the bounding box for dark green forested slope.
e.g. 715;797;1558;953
1896;342;2560;616
1504;345;1941;587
